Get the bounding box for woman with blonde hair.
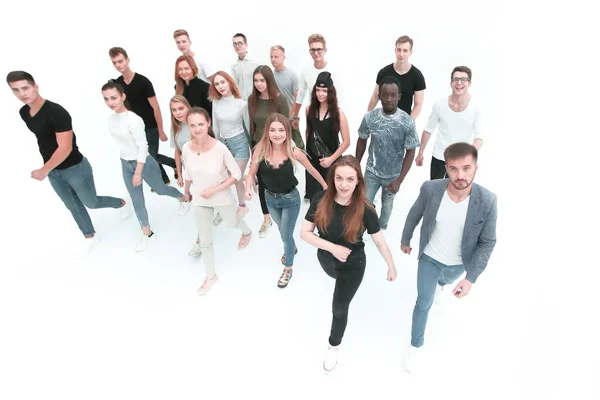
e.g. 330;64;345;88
247;65;305;238
169;95;203;257
182;107;253;295
208;71;251;224
245;113;326;288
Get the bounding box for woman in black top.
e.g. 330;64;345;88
304;71;350;200
301;155;397;372
175;55;212;118
245;113;327;288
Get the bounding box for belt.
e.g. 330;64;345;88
265;187;295;196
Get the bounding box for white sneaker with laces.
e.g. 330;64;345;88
118;199;133;222
177;201;190;216
188;242;202;257
323;345;339;372
197;275;218;295
403;345;421;373
135;232;157;252
77;234;102;260
213;212;223;226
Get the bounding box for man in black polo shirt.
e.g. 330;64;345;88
367;35;426;120
108;47;176;184
7;71;132;259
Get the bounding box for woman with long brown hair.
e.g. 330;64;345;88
300;155;397;372
174;55;212;117
304;71;350;200
245;113;326;288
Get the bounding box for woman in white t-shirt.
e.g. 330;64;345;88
182;107;253;295
208;71;251;225
101;81;190;252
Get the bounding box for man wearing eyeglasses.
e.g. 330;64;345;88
231;33;259;100
415;66;483;180
291;33;335;130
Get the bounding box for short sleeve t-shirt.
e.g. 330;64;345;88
358;108;420;179
116;73;157;129
19;100;83;169
273;67;299;109
305;190;380;261
376;64;426;115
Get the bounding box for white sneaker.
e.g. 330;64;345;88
76;234;102;260
118;198;133;222
135;232;157;252
177;201;190;216
188;241;202;257
197;275;218;295
213;212;223;226
403;345;421;373
323;345;339;372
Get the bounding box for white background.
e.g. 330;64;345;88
0;0;598;399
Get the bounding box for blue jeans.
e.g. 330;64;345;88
265;187;301;267
411;253;465;347
365;170;397;229
221;133;250;160
48;157;122;237
121;156;184;228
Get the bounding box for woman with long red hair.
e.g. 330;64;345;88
300;155;397;372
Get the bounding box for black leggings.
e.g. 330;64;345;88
256;170;269;215
251;140;269;215
146;128;176;181
317;249;366;346
430;157;447;180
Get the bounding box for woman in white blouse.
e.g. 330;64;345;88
208;71;251;225
182;107;253;295
101;81;189;252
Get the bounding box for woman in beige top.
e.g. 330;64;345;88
182;107;253;295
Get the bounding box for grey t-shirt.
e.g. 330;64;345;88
273;67;299;109
358;108;420;180
170;123;191;152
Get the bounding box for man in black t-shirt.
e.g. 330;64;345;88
367;35;426;119
7;71;132;259
108;47;176;184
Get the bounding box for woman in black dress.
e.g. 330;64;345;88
304;71;350;200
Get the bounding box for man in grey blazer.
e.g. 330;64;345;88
400;142;497;372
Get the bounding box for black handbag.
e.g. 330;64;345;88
310;130;332;158
309;109;332;158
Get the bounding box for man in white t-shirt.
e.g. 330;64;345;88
173;29;215;83
416;66;483;180
400;142;497;372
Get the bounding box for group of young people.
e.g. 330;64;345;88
6;31;496;374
